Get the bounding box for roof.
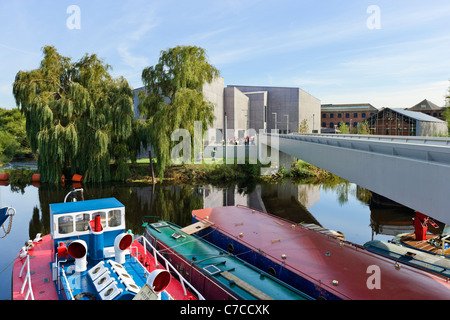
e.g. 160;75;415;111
50;198;124;215
321;103;378;111
407;99;443;111
387;108;445;123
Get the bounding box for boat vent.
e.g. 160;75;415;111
203;265;222;276
151;222;170;229
108;260;141;294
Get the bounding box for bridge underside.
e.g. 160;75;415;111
264;136;450;225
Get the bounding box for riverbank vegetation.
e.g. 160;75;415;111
0;108;33;165
125;159;339;186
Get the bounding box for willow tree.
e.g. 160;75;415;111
444;82;450;133
138;45;220;179
13;46;136;183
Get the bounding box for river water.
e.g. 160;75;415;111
0;177;420;300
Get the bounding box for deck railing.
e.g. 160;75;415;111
18;253;35;300
133;235;205;300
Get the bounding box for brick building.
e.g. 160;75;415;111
407;99;446;121
321;103;378;132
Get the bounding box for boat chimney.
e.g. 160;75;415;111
89;214;105;261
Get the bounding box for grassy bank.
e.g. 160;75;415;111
127;159;336;185
0;159;338;187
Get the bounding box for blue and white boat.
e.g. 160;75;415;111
12;190;203;300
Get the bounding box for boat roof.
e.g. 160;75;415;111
50;198;124;215
193;206;450;300
146;221;312;300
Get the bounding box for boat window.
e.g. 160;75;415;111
58;215;73;234
108;210;121;227
267;267;276;277
93;211;106;228
75;213;90;232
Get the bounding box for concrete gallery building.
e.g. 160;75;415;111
134;76;322;144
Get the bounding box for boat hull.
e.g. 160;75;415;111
193;206;450;300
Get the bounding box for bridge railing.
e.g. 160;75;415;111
290;133;450;146
262;133;450;166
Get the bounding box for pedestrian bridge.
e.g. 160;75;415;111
261;133;450;225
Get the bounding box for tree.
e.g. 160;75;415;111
357;121;371;135
0;107;30;165
444;82;450;133
297;119;309;133
13;46;136;183
138;45;219;179
338;121;349;134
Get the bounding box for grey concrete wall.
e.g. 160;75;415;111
229;85;320;133
230;86;300;132
417;121;448;136
224;87;249;138
202;76;224;131
202;76;225;143
299;88;321;133
245;91;267;131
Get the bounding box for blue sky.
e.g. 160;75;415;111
0;0;449;110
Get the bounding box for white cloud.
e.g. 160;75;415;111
116;44;149;71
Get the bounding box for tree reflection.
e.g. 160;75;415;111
31;182;204;237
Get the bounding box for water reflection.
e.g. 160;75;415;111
2;178;446;300
9;179;438;244
26;183;204;239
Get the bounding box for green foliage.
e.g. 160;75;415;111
138;45;219;180
444;83;450;132
338;121;349;134
357;121;371;135
297;119;309;133
0;108;30;165
13;46;136;183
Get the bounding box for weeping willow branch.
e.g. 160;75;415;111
13;45;138;183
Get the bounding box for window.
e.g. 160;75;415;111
345;113;350;118
354;113;358;118
322;122;326;128
322;113;326;118
330;113;334;118
108;210;122;227
76;213;90;232
93;211;106;228
362;113;366;118
58;215;73;234
329;122;334;128
338;113;342;118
